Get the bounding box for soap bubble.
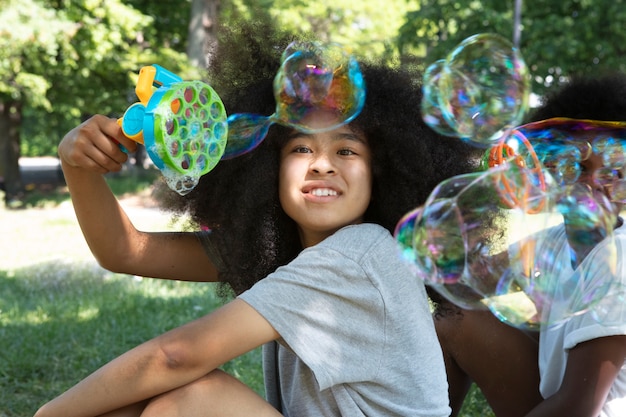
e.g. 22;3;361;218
395;164;619;330
508;118;626;202
421;60;461;138
422;33;531;147
223;41;365;159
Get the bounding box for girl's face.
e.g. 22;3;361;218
279;112;372;247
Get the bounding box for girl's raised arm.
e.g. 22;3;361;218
59;115;218;282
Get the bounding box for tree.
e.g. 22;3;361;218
226;0;418;64
0;0;74;205
0;0;197;207
397;0;626;96
187;0;220;68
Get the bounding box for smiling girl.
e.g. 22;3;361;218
34;21;480;417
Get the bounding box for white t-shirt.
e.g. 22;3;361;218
239;223;450;417
538;223;626;416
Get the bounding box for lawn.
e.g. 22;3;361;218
0;171;492;416
0;172;263;416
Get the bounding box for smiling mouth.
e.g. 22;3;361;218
309;188;338;196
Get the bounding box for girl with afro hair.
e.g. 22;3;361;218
35;20;481;417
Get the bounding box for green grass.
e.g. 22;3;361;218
0;265;263;416
1;172;263;416
1;170;493;416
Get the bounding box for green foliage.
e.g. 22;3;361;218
0;0;198;157
230;0;418;64
0;0;67;110
459;384;496;417
6;0;626;157
397;0;626;95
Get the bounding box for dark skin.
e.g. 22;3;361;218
525;335;626;417
436;278;626;417
438;148;626;417
434;306;542;417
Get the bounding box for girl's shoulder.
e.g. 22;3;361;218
336;222;388;236
315;223;397;263
325;223;391;248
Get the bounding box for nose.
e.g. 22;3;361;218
310;153;335;174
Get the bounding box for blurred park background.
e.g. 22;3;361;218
2;0;626;415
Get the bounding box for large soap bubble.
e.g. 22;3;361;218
422;33;531;147
395;164;619;330
510;118;626;203
223;41;366;159
421;60;462;138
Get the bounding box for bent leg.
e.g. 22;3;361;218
97;402;149;417
141;369;282;417
434;306;542;417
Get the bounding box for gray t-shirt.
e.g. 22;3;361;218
238;223;450;417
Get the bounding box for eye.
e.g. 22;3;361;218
337;148;356;156
293;145;312;154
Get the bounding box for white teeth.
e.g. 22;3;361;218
311;188;338;196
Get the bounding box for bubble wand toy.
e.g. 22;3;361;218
118;64;228;194
483;129;546;214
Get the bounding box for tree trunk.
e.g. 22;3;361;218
0;100;24;207
187;0;220;69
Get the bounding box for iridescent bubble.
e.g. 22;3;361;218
421;60;461;137
395;164;619;330
275;41;364;132
223;41;365;159
221;114;272;160
511;118;626;202
279;49;334;105
590;282;626;326
556;182;616;267
422;33;531;147
484;130;547;213
611;179;626;203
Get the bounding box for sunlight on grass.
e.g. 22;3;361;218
77;306;100;321
0;261;264;416
0;176;264;417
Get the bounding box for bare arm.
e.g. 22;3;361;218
34;298;279;417
525;335;626;417
59;115;218;282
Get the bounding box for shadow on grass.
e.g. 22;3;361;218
0;261;263;417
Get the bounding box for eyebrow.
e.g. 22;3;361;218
286;130;367;144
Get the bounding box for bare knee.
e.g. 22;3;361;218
141;370;229;414
141;370;279;417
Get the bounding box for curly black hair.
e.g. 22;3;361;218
529;72;626;122
159;20;482;295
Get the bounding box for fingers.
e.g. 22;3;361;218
59;115;139;174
